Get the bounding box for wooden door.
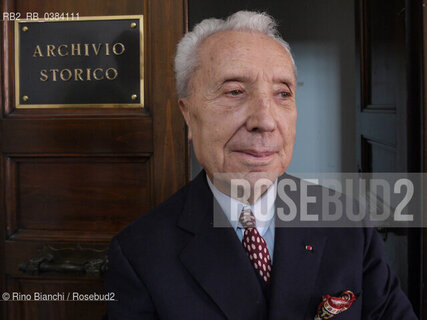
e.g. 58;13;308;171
0;0;188;319
355;0;423;316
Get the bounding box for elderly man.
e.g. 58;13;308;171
105;11;417;320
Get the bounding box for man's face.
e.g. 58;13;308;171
179;31;297;187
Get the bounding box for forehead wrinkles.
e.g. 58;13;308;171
199;32;292;81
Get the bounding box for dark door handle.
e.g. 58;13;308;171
19;245;109;277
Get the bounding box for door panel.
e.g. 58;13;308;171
2;119;153;153
7;154;152;241
0;0;188;318
355;0;423;315
356;0;406;174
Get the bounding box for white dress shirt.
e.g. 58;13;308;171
206;175;277;263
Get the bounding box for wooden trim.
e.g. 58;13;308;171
147;0;188;204
0;3;13;319
1;0;15;117
360;0;371;111
406;0;424;316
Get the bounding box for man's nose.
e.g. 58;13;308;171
245;94;276;132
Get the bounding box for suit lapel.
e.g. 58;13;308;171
178;172;267;320
268;227;327;319
268;174;327;319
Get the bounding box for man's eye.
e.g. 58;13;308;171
227;89;243;96
279;91;291;98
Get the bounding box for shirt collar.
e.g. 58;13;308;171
206;174;277;236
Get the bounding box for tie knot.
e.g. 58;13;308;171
239;208;256;229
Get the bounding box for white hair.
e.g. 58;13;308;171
174;10;296;98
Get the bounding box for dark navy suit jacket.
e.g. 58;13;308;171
105;171;417;319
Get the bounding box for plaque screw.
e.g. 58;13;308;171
130;22;137;29
131;94;138;100
22;26;28;32
22;95;29;102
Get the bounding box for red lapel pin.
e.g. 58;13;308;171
305;245;313;251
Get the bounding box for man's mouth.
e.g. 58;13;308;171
232;149;277;163
237;150;275;157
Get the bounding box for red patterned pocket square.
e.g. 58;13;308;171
314;290;357;319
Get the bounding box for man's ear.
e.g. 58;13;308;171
178;98;192;140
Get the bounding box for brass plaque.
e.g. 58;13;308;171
15;15;144;108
